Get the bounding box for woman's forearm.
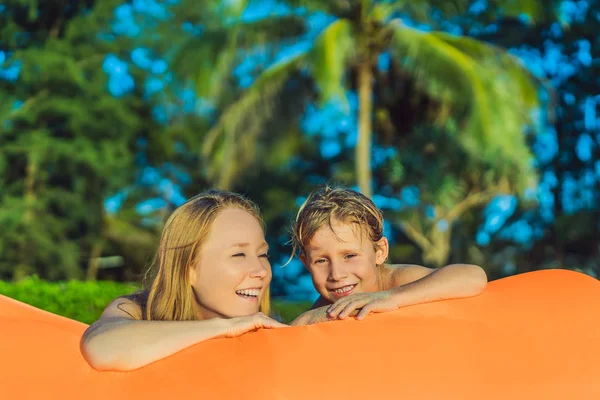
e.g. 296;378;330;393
81;318;230;371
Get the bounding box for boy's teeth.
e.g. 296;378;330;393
333;285;354;293
236;289;260;297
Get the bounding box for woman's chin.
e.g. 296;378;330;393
227;305;261;318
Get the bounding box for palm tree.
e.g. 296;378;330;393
171;0;547;197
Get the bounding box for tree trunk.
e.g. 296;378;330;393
357;61;373;198
422;227;451;268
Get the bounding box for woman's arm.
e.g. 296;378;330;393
81;298;286;371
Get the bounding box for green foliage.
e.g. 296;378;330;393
0;0;168;280
0;278;310;324
170;0;543;197
389;23;539;194
200;53;312;189
272;300;313;324
166;0;306;101
165;0;546;268
0;276;140;324
311;19;356;106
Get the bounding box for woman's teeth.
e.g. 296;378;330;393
333;285;355;293
236;289;260;297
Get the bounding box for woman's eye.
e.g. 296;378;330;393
314;259;327;264
259;253;270;259
232;253;245;257
345;254;357;259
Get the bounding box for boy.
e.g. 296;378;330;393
291;186;487;325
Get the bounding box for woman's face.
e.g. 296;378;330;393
190;207;271;319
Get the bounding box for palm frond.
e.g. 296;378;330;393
381;0;470;22
104;214;159;249
167;0;248;25
310;18;357;105
202;52;310;188
0;92;17;123
389;21;539;193
428;31;539;107
171;15;306;99
384;0;557;25
284;0;356;17
486;0;561;23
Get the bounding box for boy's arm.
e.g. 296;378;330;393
290;306;330;326
291;296;360;326
389;263;488;306
291;296;331;326
328;263;488;320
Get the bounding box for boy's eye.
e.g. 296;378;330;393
314;259;327;264
232;253;245;258
345;254;357;259
259;253;270;259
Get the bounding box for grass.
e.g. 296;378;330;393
0;276;310;324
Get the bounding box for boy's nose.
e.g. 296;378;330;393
328;262;348;281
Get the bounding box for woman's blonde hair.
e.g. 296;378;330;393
291;185;384;258
142;189;270;320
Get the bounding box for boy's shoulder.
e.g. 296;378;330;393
381;263;435;288
384;263;426;271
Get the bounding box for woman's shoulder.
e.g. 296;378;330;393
103;291;148;320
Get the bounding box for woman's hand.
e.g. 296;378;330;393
225;313;288;337
327;291;398;320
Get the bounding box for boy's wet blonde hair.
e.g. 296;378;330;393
291;185;385;258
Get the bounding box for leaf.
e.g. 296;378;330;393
284;0;355;16
487;0;561;23
201;52;310;188
104;214;159;249
171;15;307;100
310;18;356;106
389;21;539;194
383;0;471;22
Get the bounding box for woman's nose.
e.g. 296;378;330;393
249;256;269;279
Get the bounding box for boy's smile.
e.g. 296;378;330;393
329;283;358;298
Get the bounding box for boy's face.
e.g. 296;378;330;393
300;218;388;303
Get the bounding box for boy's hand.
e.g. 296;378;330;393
327;291;398;320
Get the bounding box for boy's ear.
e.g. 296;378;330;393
300;253;309;270
375;237;389;265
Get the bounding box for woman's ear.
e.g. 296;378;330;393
188;262;198;285
375;237;389;265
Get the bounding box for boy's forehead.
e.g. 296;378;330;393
309;219;366;246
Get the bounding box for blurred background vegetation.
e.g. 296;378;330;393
0;0;598;323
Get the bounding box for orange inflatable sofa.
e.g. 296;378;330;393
1;269;599;400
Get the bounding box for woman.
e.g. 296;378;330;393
80;190;286;371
